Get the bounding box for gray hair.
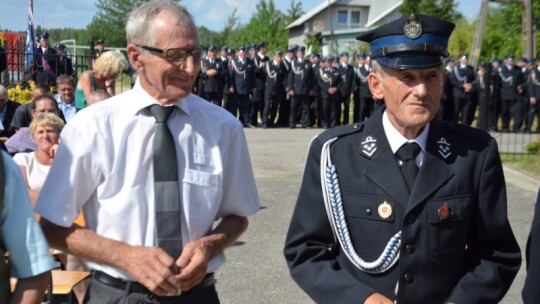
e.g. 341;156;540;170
125;0;196;46
87;89;111;106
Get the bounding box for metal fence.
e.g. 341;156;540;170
0;38;133;94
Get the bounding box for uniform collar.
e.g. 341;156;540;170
130;78;190;117
382;110;429;154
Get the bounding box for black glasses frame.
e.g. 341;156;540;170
137;45;206;62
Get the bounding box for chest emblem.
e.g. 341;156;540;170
378;201;393;219
437;137;452;159
361;136;377;157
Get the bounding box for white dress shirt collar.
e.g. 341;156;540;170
130;79;190;117
382;110;429;166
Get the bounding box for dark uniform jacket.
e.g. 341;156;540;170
311;63;321;97
288;58;312;95
442;67;454;102
450;64;476;98
230;57;254;95
200;57;225;93
318;67;341;99
264;60;286;94
56;55;74;77
338;63;354;97
354;65;372;98
35;46;57;84
528;68;540;100
498;64;523;100
284;107;520;304
253;54;269;91
0;100;21;138
523;188;540;303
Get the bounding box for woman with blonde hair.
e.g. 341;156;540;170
75;50;128;108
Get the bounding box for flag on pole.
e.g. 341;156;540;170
24;0;36;74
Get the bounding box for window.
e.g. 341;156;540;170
337;10;348;24
351;11;361;28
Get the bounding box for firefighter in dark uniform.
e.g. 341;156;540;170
223;48;236;115
476;62;491;131
230;45;255;127
310;53;322;128
35;33;57;85
337;51;355;125
489;58;503;131
251;42;269;127
438;57;455;121
200;45;225;106
261;50;286;128
277;46;295;127
499;54;523;132
284;13;520;304
525;58;540;133
287;46;313;128
353;53;373;123
55;44;74;78
318;56;341;128
450;53;476;126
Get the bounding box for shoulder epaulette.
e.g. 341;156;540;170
316;123;364;143
444;122;492;144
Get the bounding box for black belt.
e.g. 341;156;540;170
93;271;215;296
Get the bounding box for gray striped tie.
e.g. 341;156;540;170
149;104;182;258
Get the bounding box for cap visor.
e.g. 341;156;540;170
377;54;444;70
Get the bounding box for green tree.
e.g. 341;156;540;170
285;0;304;25
400;0;462;23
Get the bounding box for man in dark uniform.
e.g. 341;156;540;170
251;42;269;127
318;56;341;128
284;13;520;304
353;53;373;123
499;54;523;132
524;186;540;303
438;57;455;121
489;58;502;131
337;52;355;126
200;45;225;106
518;57;531;132
230;45;255;127
525;58;540;133
89;38;106;69
35;33;57;85
310;53;322;128
287;46;312;128
450;53;476;126
223;48;236;116
476;62;491;131
261;50;286;128
55;44;74;78
277;46;295;127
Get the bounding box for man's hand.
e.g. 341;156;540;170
175;240;210;291
289;90;295;96
229;87;235;94
328;88;338;95
49;144;59;158
206;69;217;77
120;245;181;296
364;293;393;304
0;137;8;142
531;97;537;105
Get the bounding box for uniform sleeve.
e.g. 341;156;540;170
1;152;55;278
284;138;376;303
218;123;260;217
34;116;103;227
446;139;521;302
523;189;540;303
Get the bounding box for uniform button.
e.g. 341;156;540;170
365;208;372;216
406;215;416;224
404;274;413;283
405;244;415;254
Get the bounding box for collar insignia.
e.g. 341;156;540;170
404;14;422;39
361;136;378;157
437;137;452;159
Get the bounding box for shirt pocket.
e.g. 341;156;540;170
427;195;472;258
342;193;396;260
182;169;219;214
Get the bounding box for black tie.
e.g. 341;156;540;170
149;105;182;258
395;143;421;192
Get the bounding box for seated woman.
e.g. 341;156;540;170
75;50;128;108
5;94;62;155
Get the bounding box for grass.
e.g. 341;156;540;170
501;153;540;178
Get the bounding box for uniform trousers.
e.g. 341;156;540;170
203;92;222;107
336;93;351;125
251;89;265;126
290;94;309;128
262;91;281;128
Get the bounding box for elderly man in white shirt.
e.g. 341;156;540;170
35;1;260;303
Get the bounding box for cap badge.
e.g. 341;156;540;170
403;14;422;39
378;201;392;219
437;137;452;159
361;136;378;157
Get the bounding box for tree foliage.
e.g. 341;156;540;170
400;0;462;23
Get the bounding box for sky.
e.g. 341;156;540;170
0;0;481;33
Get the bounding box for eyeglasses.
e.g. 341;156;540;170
137;45;206;62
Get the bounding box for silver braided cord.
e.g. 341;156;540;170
321;137;401;274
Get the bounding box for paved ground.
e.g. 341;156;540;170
215;128;539;304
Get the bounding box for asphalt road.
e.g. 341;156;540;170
215;128;539;304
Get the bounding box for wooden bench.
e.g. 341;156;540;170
11;270;91;302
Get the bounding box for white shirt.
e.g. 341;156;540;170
35;80;260;280
382;111;429;168
13;152;50;190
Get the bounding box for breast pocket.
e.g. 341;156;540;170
427;195;472;258
342;193;397;260
182;169;219;214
